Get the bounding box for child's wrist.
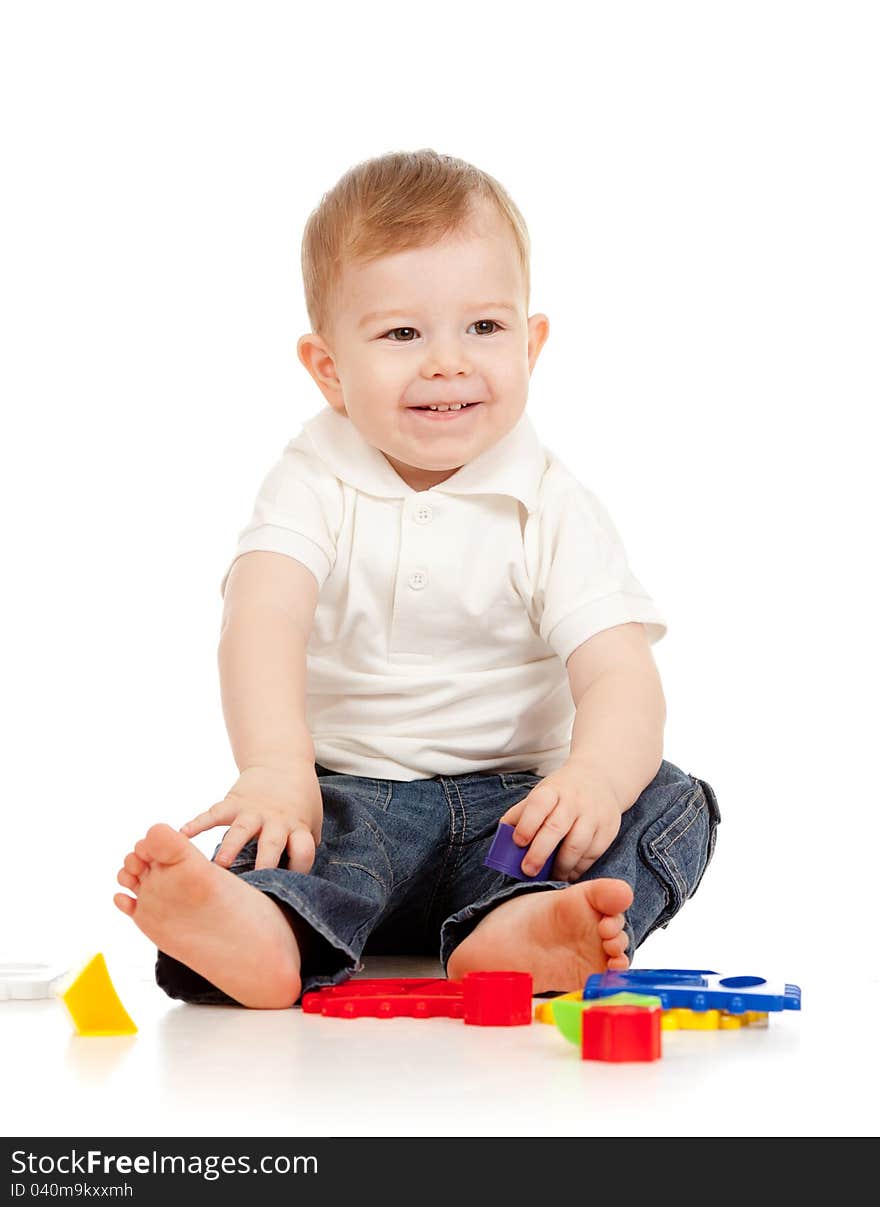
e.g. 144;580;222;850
563;753;625;811
240;748;316;776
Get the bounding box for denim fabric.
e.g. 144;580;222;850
155;758;721;1006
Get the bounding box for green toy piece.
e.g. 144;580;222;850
551;992;663;1044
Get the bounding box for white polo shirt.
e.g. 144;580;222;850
220;406;667;781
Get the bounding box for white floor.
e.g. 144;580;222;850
2;953;877;1138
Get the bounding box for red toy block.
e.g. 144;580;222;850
301;977;465;1018
461;971;533;1026
580;1005;662;1062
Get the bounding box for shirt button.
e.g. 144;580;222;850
408;570;428;590
414;504;433;524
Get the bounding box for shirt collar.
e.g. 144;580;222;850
301;406;547;513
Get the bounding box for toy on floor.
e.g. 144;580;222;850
484;822;562;881
303;978;465;1019
541;992;771;1036
583;969;801;1014
56;953;137;1036
0;962;69;1001
462;971;532;1026
302;971;533;1026
536;969;798;1060
662;1008;769;1030
581;1003;663;1063
551;993;663;1045
534;990;582;1023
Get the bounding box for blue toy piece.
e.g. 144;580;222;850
484;822;562;881
583;969;801;1014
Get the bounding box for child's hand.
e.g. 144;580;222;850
180;761;323;873
498;760;623;882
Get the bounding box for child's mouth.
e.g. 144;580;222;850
407;401;483;422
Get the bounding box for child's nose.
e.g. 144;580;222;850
420;336;473;378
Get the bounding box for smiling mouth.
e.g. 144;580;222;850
409;401;482;413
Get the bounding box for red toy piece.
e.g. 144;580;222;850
301;977;465;1018
461;971;533;1027
301;973;534;1023
580;1004;662;1062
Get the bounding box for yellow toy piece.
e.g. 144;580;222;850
719;1011;768;1029
56;953;137;1036
662;1007;769;1030
535;991;582;1024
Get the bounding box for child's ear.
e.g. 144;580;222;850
297;333;345;413
527;313;550;373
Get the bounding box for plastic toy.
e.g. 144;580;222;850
484;822;562;881
302;977;462;1001
0;962;68;1001
583;969;801;1014
534;990;582;1023
662;1008;769;1030
302;978;465;1019
581;1004;662;1062
462;971;532;1026
552;993;663;1045
302;972;533;1026
56;953;137;1036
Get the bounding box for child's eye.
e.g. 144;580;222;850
381;320;504;342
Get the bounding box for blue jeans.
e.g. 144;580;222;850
155;758;720;1005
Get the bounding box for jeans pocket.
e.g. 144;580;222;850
638;777;718;934
498;771;541;790
690;774;721;888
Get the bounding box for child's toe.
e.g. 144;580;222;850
597;912;625;939
124;852;147;876
113;893;136;916
117;868;139;890
602;933;628;957
143;822;191;863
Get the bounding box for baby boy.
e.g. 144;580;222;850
114;149;720;1008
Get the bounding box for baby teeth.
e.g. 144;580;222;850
428;402;465;411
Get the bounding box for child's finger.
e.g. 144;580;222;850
498;799;527;828
550;817;598;881
566;851;598;882
213;814;261;867
254;821;293;871
287;826;316;874
511;784;561;848
180;800;237;837
519;807;571;877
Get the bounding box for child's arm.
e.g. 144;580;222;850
566;621;665;805
500;622;665;881
180;551;323;873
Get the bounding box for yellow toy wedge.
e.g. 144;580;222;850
57;953;137;1036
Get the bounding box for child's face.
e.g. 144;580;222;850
298;198;549;491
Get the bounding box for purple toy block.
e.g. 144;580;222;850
484;822;562;881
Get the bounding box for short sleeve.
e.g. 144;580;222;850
219;442;341;598
528;476;668;665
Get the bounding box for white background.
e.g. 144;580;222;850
1;1;878;1136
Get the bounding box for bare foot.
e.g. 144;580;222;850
446;879;634;994
113;823;302;1009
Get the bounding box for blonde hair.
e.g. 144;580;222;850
301;148;531;338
